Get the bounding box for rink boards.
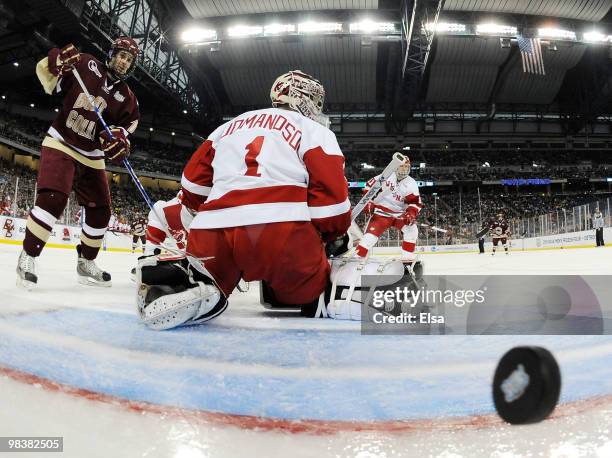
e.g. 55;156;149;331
2;215;611;254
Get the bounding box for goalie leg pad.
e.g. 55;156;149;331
325;257;405;320
138;281;226;331
136;254;227;330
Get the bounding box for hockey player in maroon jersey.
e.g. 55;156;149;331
135;70;352;329
130;215;147;253
16;37;140;289
489;213;511;255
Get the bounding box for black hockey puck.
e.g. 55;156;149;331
492;346;561;425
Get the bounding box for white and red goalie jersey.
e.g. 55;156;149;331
180;107;351;241
365;172;423;223
145;194;194;252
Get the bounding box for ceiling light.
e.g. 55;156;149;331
350;21;396;34
264;24;296;35
424;22;466;33
298;22;343;34
538;28;576;40
583;31;607;42
181;28;217;43
228;25;263;38
476;23;517;36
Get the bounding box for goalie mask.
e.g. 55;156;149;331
396;158;411;180
270;70;329;127
107;37;139;80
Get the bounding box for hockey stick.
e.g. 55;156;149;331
419;223;448;234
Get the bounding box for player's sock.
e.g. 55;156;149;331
79;205;110;260
23;190;67;257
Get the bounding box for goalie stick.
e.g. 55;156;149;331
351;152;407;222
419;223;448;234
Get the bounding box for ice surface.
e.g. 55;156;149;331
1;244;612;457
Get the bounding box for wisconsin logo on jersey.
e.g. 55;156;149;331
114;91;125;102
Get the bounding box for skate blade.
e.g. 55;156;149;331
16;276;36;291
78;276;112;288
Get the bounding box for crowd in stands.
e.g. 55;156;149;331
1;159;174;231
2;108;612;181
2;158;608;243
0;108;195;176
2;109;611;244
345;150;610;182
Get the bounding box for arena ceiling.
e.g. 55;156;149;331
167;0;612;128
0;0;611;133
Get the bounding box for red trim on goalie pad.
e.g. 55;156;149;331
402;241;416;252
187;221;329;304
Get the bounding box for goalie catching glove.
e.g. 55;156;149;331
48;43;81;77
99;126;130;164
136;254;227;330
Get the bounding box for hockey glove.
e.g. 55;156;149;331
394;207;418;229
99;126;131;165
325;233;351;258
49;44;81;77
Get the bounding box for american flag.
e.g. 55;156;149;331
517;35;545;75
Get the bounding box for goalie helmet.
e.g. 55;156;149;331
270;70;329;127
396;157;411;180
107;36;139;80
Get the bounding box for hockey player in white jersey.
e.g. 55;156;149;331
135;70;352;330
144;191;194;254
355;160;423;269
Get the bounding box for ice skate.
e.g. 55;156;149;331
77;248;112;287
16;250;38;290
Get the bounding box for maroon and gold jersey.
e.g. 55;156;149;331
36;51;139;170
131;218;147;236
489;219;510;238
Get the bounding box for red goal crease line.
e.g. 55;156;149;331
0;365;608;436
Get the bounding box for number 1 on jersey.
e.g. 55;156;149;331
245;136;264;177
